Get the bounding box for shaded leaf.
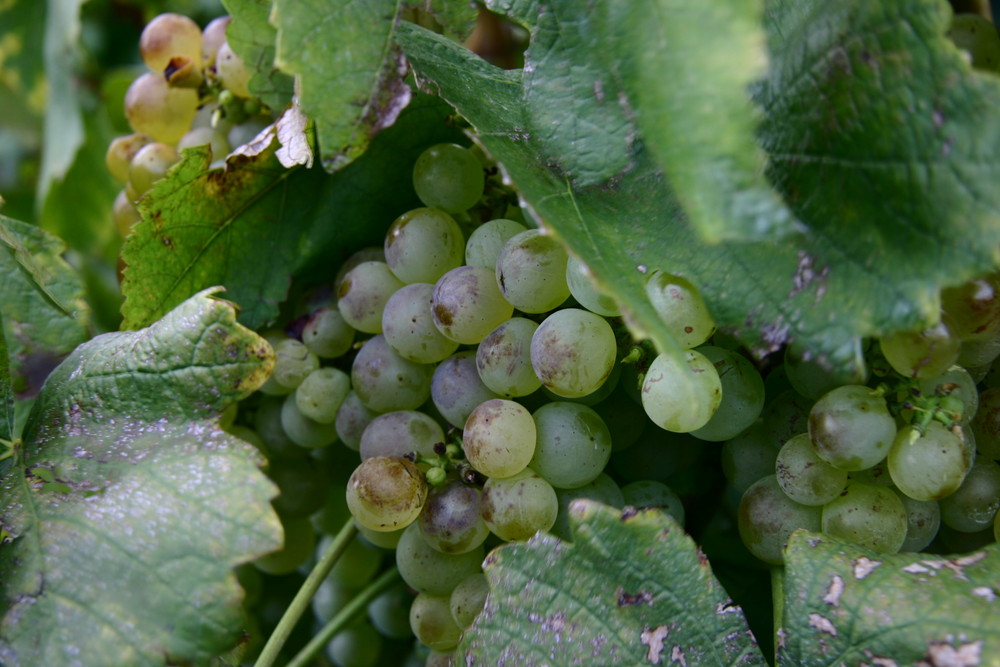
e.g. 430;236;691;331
0;321;11;443
0;289;281;666
223;0;295;113
120;93;465;331
0;0;46;117
779;530;1000;665
272;0;411;171
404;1;478;40
462;500;766;665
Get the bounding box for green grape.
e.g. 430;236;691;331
337;261;405;334
495;229;570;313
939;457;1000;533
808;385;896;471
640;349;722;433
324;535;382;588
106;133;149;184
227;116;270;149
775;433;848;506
463;399;536;478
783;340;867;400
253;394;308;460
385;208;465;284
269;338;320;391
368;586;415;639
530;402;612;489
464;218;527;269
957;333;1000;368
356;521;404;550
895;491;941;552
269;457;331;517
409;593;464;651
201;15;230;66
916;365;979;424
383;282;460;363
947;13;1000;72
327;620;382;667
737;475;822;565
279;392;338;448
412;144;485;214
644;270;715;348
253;514;316;575
395;523;485;595
139;12;203;72
335;247;386;294
450;572;488;629
821;482;908;553
530;308;616;399
621;480;685;525
418;478;490;554
177;126;231;160
880;318;962;379
475;317;541;398
124;72;199;144
481;468;558;541
690;346;765;442
540;359;621;407
303;305;356;359
113;190;142;237
346;456;428;532
551;473;624;541
566;256;621;317
971;386;1000;459
592;389;648;452
359;410;443;460
721;421;781;495
128;142;180;197
334;390;377;453
888;421;973;501
431;351;501;428
296;366;351;424
216;40;252;98
351;335;434;412
432;266;513;344
941;273;1000;341
847;460;894;487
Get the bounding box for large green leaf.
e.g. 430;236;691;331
779;531;1000;665
120;93;465;331
0;216;89;396
0;322;12;444
223;0;295;113
0;289;280;666
461;500;767;665
272;0;411;171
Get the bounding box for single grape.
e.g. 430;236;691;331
775;433;848;506
971;386;1000;459
566;255;621;317
690;346;765;442
337;261;404;334
431;351;501;428
177;126;231;160
382;282;459;363
359;410;443;460
450;572;489;629
128;142;180;198
418;478;490;554
530;402;612;489
880;318;962;379
737;475;822;565
346;456;428;532
106;133;150;184
216;40;253;98
888;421;973;501
721;421;781;495
641;349;722;433
113;190;142;237
139;13;203;72
432;265;513;344
384;208;465;284
645;270;715;348
894;491;941;552
302;305;355;359
409;593;464;651
465;218;527;269
201;15;230;66
621;480;685;525
367;586;415;640
808;385;896;471
280;392;338;449
295;366;350;424
495;229;570;313
939;456;1000;533
463;399;536;479
412;144;485;213
916;365;979;424
475;317;541;398
821;482;908;553
335;390;379;452
124;72;199;144
480;468;558;540
530;308;617;399
269;338;320;391
253;394;307;460
395;523;484;595
351;335;434;412
326;620;382;667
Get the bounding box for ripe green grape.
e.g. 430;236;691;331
480;468;558;540
177;126;230;160
418;478;490;554
326;620;382;667
644;270;715;348
334;390;378;452
821;482;908;553
916;365;978;424
808;384;896;471
215;41;252;98
775;433;848;506
409;593;464;651
530;402;612;489
139;12;203;72
367;586;415;640
641;349;722;433
530;308;616;399
351;335;434;412
395;523;484;595
895;491;941;553
432;265;513;344
431;351;501;428
280;392;338;449
495;229;570;313
337;261;404;334
690;346;765;442
124;72;199;144
761;389;814;447
737;475;821;565
412;143;485;214
449;572;489;629
463;399;536;478
938;456;1000;533
382;282;459;363
359;410;443;460
113;190;141;237
947;13;1000;72
721;421;781;495
269;338;320;391
346;456;428;532
106;133;149;184
302;305;355;359
566;255;620;317
971;386;1000;458
295;366;350;424
128;142;180;197
385;208;465;284
465;218;527;269
475;317;541;398
888;421;972;501
324;535;382;588
880;318;962;379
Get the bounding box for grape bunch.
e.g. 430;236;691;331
105;12;271;238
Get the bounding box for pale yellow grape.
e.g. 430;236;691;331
124;72;199;144
481;468;558;540
641;350;722;432
105;133;149;184
346;456;428;532
463;399;536;478
216;41;252;98
128;142;179;198
201;16;231;66
113;190;141;237
139;13;203;72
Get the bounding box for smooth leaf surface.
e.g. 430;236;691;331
461;500;766;665
223;0;295;113
0;216;89;396
0;289;281;666
0;322;11;443
272;0;411;171
779;531;1000;666
120;94;465;330
0;0;46;117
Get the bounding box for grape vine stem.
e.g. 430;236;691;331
253;518;357;667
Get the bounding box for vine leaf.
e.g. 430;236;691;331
0;289;281;666
779;530;1000;665
461;500;767;666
